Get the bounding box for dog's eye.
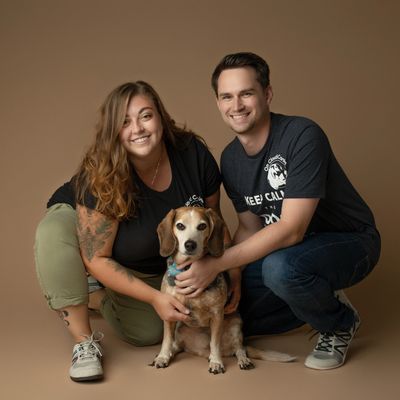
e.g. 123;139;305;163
176;223;185;231
197;223;207;231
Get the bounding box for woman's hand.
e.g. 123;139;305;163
151;292;190;322
175;255;220;298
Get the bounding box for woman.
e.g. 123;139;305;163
34;81;240;382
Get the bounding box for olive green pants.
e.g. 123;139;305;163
34;203;163;346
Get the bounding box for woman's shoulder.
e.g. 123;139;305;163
46;179;75;208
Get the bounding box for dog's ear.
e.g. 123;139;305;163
157;209;177;257
205;208;226;257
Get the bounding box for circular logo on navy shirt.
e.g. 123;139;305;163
264;154;287;190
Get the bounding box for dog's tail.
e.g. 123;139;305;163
246;346;296;362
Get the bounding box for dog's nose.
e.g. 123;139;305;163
184;240;197;253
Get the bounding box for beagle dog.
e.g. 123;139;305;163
151;206;295;374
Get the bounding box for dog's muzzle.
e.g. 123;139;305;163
184;240;197;253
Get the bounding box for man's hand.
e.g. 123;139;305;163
175;255;220;298
224;267;241;314
151;292;190;322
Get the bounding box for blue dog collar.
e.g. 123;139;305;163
167;257;190;286
167;258;182;277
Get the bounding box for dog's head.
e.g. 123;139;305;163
157;207;226;263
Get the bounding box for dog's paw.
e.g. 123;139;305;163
208;361;225;374
238;357;255;370
151;355;170;369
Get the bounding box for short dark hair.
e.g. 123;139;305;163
211;52;270;95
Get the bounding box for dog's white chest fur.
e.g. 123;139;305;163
162;273;227;328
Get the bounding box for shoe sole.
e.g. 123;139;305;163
70;374;103;382
304;358;345;370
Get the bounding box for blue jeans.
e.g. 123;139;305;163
239;230;380;336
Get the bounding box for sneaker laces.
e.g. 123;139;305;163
314;329;352;352
75;332;104;361
314;332;334;352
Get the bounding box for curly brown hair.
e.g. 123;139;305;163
74;81;202;220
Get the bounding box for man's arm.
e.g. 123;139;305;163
220;198;319;270
232;210;263;246
175;197;319;293
204;190;243;313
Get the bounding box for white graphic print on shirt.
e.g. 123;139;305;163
243;154;288;226
185;195;204;207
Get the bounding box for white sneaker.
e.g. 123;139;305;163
69;332;104;382
305;291;361;370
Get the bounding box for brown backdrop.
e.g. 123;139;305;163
1;0;399;398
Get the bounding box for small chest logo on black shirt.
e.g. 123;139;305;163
264;154;287;190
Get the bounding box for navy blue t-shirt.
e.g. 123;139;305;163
48;137;221;274
221;113;378;235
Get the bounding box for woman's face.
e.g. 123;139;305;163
119;94;164;161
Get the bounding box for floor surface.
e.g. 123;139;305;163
3;281;399;400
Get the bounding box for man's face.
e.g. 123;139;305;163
216;67;272;135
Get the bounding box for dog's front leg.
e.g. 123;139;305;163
152;321;177;368
208;311;225;374
228;315;255;370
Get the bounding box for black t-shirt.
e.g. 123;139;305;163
221;113;378;234
47;137;221;273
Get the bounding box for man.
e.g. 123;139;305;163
176;52;380;370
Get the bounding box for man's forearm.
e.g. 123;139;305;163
232;224;258;246
218;220;302;272
231;225;258;270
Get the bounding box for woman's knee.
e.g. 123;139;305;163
35;208;77;248
120;320;163;347
34;207;88;308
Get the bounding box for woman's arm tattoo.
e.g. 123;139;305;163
77;209;114;261
58;310;70;326
106;259;137;282
77;207;136;283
